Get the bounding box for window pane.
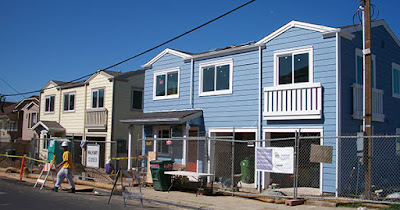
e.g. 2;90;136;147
64;95;68;111
167;72;178;95
216;65;230;90
203;67;215;92
279;56;292;84
70;94;75;110
45;98;50;112
132;90;143;109
357;55;363;85
99;89;104;108
294;53;309;83
92;91;98;108
50;96;55;111
156;75;166;96
394;69;400;94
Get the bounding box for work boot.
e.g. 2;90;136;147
68;188;75;193
51;187;58;192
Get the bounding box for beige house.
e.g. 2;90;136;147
33;70;144;168
13;96;40;140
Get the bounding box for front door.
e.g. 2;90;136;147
187;129;198;172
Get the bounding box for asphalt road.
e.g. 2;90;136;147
0;176;176;210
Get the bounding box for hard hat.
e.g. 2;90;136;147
61;141;69;147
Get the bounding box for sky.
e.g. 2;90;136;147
1;0;399;102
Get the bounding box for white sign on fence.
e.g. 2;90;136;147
256;147;294;174
86;144;100;168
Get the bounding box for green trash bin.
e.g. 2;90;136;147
240;157;254;183
149;160;174;191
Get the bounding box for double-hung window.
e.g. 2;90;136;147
92;88;104;108
199;58;233;96
274;46;313;85
153;68;179;100
131;89;143;110
63;92;75;112
392;63;400;99
355;48;376;87
45;95;55;113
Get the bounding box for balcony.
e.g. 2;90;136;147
263;83;322;120
352;83;384;122
85;108;108;129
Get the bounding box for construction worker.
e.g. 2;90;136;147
52;141;75;193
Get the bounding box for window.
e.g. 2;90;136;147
153;68;179;100
156;128;170;156
43;134;49;150
45;95;55;113
8;121;17;131
274;46;313;85
30;113;37;128
131;89;143;110
355;48;376;88
199;59;233;96
92;88;104;108
392;63;400;99
63;92;75;112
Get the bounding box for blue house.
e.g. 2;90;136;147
121;20;400;195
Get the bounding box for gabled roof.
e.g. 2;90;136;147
14;95;39;110
0;102;17;121
142;48;193;69
85;69;123;83
31;120;65;132
340;19;400;48
255;20;353;45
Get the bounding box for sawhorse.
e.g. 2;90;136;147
108;168;143;207
33;162;56;190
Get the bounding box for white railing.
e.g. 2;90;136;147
352;83;385;122
85;108;108;129
263;83;322;120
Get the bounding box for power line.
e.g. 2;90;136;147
1;0;256;97
0;75;26;99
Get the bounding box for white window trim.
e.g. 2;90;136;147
274;46;314;86
63;92;76;112
355;48;376;88
392;62;400;99
44;95;55;113
91;88;105;109
131;88;144;111
153;67;180;100
199;58;233;96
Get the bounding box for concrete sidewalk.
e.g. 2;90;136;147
0;170;357;209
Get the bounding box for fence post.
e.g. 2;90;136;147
231;128;236;194
293;131;299;200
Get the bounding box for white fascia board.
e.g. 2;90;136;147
31;121;49;131
142;48;192;68
85;70;113;84
256;20;340;45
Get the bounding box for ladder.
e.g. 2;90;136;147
33;162;56;190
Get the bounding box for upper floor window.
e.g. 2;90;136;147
199;58;233;96
355;48;376;88
92;88;104;109
63;92;75;112
392;63;400;99
45;95;55;113
153;68;179;100
274;46;313;85
132;89;143;110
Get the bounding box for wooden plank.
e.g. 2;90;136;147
146;151;157;183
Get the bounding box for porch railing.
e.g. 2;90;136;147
263;83;322;120
352;83;385;122
85;108;108;129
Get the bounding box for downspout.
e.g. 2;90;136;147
58;89;62;128
335;32;342;197
83;84;87;140
190;59;194;108
258;45;263;192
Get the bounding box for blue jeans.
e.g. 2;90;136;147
55;168;75;188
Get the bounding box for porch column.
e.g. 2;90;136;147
127;125;132;170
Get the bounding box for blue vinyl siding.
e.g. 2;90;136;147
262;27;338;193
193;50;260;129
144;53;192;112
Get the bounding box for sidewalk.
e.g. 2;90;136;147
0;169;357;209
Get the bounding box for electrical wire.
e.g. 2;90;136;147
0;0;256;97
0;75;25;99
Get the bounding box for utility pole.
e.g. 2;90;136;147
361;0;373;199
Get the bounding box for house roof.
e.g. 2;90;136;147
31;120;65;132
120;110;203;125
340;19;400;48
14;95;39;111
142;48;193;68
0;102;17;121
